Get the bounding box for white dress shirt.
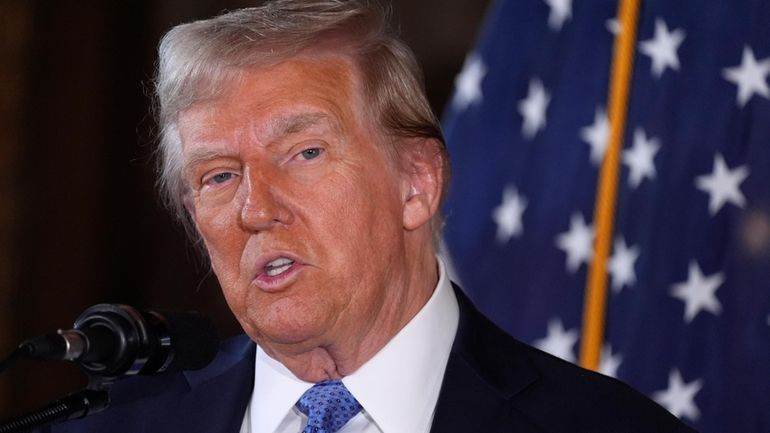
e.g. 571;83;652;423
239;257;459;433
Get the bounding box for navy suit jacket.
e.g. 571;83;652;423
46;287;696;433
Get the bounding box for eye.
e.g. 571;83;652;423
203;172;237;186
298;147;324;161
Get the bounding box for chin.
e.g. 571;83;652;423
240;300;331;348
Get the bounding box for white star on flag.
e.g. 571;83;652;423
639;18;686;78
623;128;660;188
671;261;724;323
543;0;572;31
534;318;578;363
555;212;594;273
694;153;750;216
518;78;551;139
580;107;610;166
605;19;621;35
722;46;770;107
652;369;703;422
452;54;487;111
599;344;623;378
492;185;527;243
608;236;640;293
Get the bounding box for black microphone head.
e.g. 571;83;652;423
72;304;219;380
159;311;219;373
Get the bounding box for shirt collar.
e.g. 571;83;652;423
343;256;459;433
250;256;459;433
251;346;311;433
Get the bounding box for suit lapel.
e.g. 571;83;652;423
179;335;256;433
431;286;543;433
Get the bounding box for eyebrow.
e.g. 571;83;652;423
182;148;232;181
263;112;340;140
181;112;341;175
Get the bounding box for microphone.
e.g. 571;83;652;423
21;304;218;381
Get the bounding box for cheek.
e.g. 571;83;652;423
318;173;394;235
195;200;240;248
314;168;405;278
193;203;246;283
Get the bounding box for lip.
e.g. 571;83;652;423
252;252;306;292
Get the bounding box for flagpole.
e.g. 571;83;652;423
579;0;641;371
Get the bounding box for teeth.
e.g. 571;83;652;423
264;257;294;277
266;264;291;276
267;257;293;267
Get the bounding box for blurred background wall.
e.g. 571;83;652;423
0;0;490;416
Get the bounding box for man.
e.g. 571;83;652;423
49;1;695;432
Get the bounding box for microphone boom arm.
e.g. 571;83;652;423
0;388;110;433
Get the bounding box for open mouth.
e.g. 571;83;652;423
253;254;304;291
264;257;295;277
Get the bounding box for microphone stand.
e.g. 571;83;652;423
0;303;218;431
0;378;111;433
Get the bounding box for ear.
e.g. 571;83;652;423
400;138;446;231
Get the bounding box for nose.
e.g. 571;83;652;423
238;168;293;232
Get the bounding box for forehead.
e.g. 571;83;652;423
177;55;370;147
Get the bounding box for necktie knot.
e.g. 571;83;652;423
296;380;362;433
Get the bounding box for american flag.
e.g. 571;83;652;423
440;0;770;432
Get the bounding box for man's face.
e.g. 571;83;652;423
177;56;417;359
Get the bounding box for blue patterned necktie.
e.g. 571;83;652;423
295;380;363;433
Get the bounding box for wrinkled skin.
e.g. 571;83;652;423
177;54;444;381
